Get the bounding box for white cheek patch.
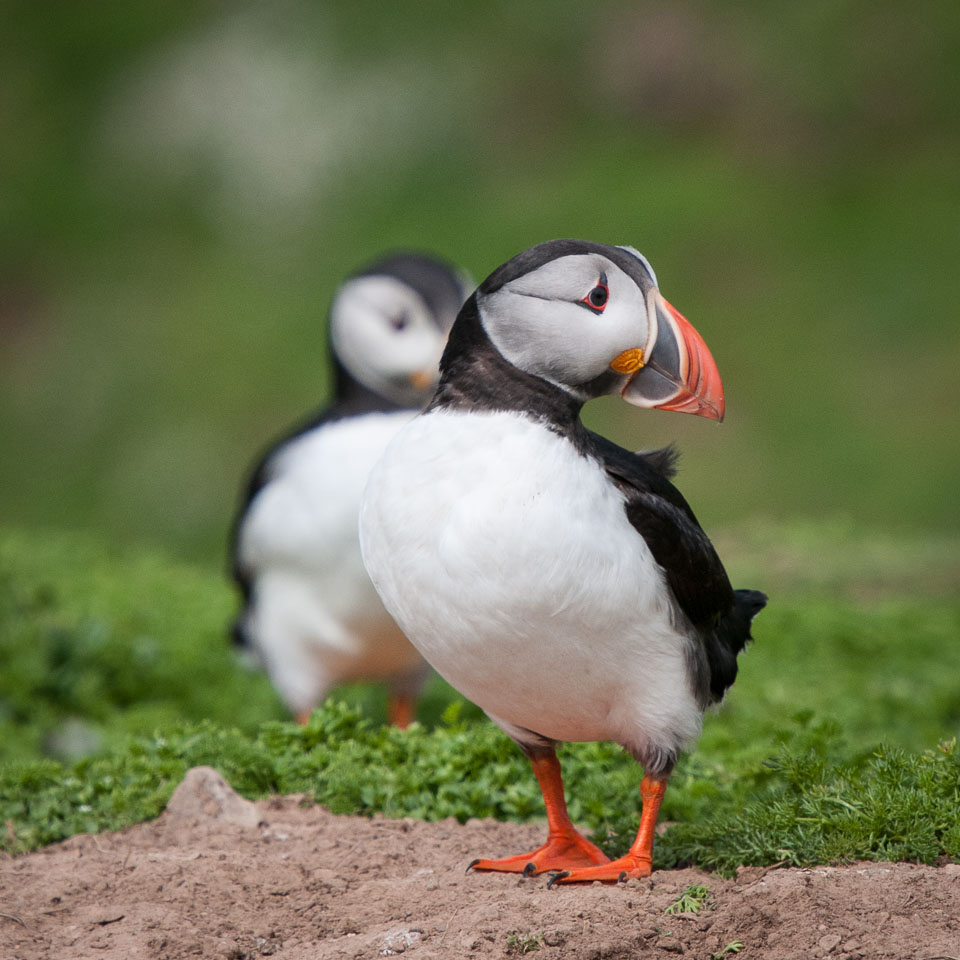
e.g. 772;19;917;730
481;286;648;391
480;290;601;388
330;277;447;405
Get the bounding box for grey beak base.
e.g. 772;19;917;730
621;298;683;407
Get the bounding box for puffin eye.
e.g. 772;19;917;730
579;276;609;314
588;285;608;308
389;312;409;332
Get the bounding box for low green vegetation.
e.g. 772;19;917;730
1;527;958;874
506;930;545;955
713;943;744;959
2;704;958;874
665;885;713;915
0;529;285;765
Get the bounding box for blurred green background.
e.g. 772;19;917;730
3;0;958;561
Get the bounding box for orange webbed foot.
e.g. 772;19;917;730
546;852;652;886
469;830;610;876
546;774;667;886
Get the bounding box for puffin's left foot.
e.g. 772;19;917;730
468;830;610;876
547;774;667;886
546;853;652;886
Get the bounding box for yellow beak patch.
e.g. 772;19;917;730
609;348;645;375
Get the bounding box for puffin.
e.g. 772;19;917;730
359;239;766;882
230;252;470;727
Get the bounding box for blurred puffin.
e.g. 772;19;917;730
230;252;470;727
360;239;766;881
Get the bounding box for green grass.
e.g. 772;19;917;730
0;529;285;764
2;704;958;874
1;527;958;873
661;730;960;875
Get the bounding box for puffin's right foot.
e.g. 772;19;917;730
387;693;415;729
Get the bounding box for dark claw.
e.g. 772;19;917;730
617;871;628;883
466;858;481;874
522;862;538;878
546;871;570;889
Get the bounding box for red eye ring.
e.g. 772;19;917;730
579;276;609;314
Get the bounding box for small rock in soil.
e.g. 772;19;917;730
162;766;261;829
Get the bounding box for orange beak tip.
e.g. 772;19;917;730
623;291;725;421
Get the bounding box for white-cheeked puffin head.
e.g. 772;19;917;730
330;253;470;408
475;239;724;420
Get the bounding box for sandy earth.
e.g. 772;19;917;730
2;767;958;960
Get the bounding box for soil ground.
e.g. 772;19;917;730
2;767;958;960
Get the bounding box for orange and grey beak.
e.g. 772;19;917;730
617;288;725;421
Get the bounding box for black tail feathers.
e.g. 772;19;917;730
704;588;768;704
734;589;768;638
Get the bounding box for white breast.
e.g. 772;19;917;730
237;410;426;713
359;409;702;758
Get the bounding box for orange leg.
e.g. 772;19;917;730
469;750;610;876
295;709;313;725
387;693;415;729
548;775;667;885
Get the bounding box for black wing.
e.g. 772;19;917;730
585;431;766;704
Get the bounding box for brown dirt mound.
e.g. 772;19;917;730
1;767;958;959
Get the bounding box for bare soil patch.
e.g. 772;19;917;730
2;767;958;959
